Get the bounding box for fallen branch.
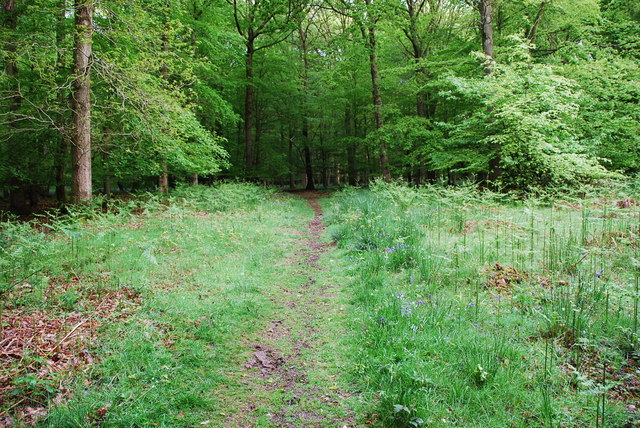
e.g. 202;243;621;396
54;320;86;352
0;397;27;416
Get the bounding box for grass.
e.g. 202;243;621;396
45;189;311;427
0;183;347;426
3;179;640;426
324;180;640;427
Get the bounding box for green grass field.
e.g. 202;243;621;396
324;181;640;427
1;182;639;427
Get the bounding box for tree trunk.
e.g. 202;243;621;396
55;143;68;202
405;1;433;180
477;0;501;182
299;27;315;191
321;150;329;189
159;161;169;193
345;105;357;186
303;145;314;191
254;85;262;171
478;0;495;75
364;20;391;181
103;156;111;197
288;127;294;189
405;1;429;118
526;1;547;43
71;0;93;204
244;40;255;172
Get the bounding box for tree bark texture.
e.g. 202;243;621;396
71;0;93;203
364;21;391;181
478;0;495;75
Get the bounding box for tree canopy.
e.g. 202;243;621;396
1;0;639;209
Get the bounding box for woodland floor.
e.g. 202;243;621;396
4;186;640;426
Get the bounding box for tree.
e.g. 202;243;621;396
465;0;494;74
329;0;391;181
227;0;307;174
2;0;640;202
71;0;93;203
295;8;323;190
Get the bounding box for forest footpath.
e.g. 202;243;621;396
5;181;640;426
221;191;358;427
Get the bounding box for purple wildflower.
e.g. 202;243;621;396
401;305;413;317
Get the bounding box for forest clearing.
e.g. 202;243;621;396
2;0;640;426
1;182;640;426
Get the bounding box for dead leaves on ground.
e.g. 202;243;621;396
0;286;140;426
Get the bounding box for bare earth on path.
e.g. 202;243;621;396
223;191;357;427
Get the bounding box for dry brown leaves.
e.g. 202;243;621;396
617;198;639;209
561;350;640;408
0;287;141;426
484;262;530;293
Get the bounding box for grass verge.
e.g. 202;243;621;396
1;184;309;426
325;180;640;427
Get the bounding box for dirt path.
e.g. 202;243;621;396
225;192;355;427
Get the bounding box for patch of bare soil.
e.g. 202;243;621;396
0;287;141;426
228;191;354;427
484;262;530;293
560;347;640;416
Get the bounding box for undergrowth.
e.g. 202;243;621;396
0;183;289;426
326;180;640;427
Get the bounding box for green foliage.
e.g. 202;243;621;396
433;42;615;188
3;0;640;197
369;117;444;176
0;0;231;200
565;57;640;174
169;181;275;212
1;184;295;420
327;182;640;426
